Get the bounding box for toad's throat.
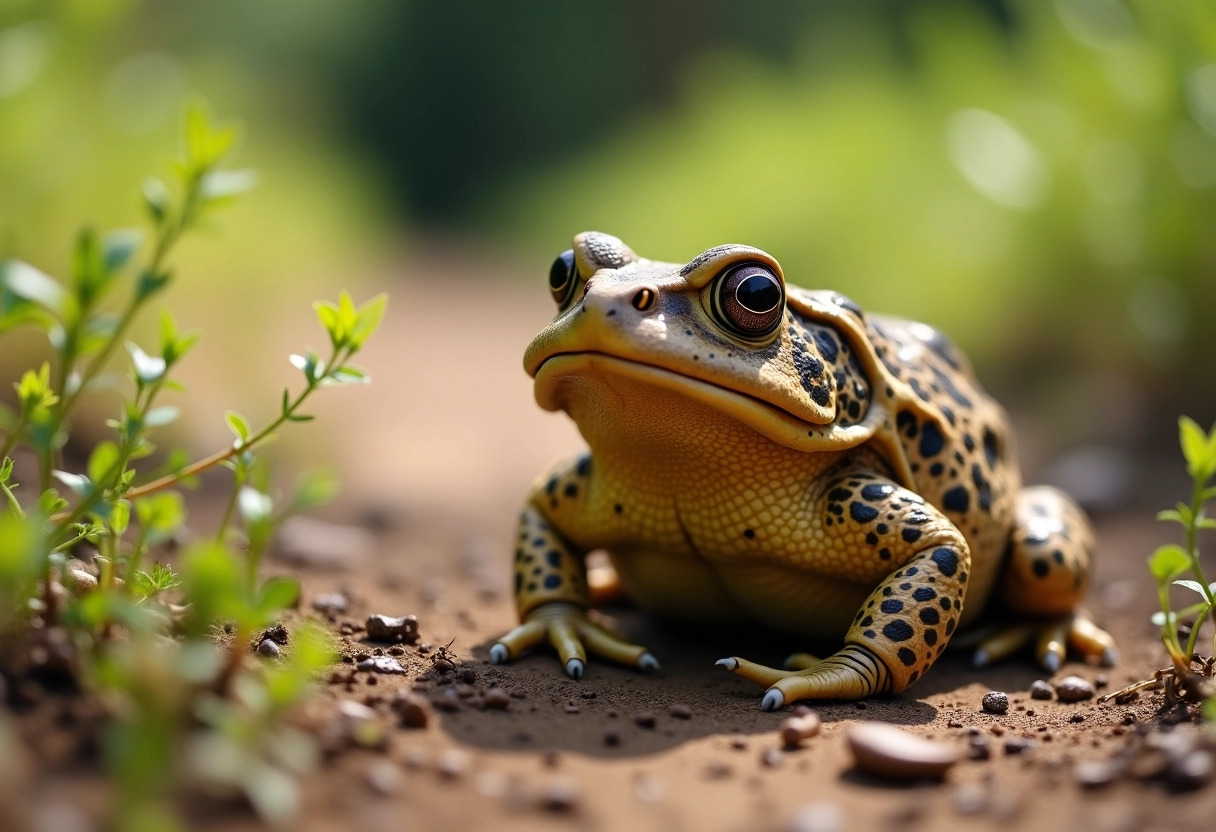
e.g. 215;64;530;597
533;352;821;449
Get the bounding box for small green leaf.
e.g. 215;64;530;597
102;229;142;273
225;410;252;445
292;469;339;510
1179;416;1216;483
350;293;388;350
52;470;92;497
145;406;179;427
1174;579;1208;596
285;413;314;423
136;269;172;301
1149;544;1190;584
200;168;258;203
0;260;66;313
88;440;121;485
142;177;170;224
328;365;370;385
183;101;238;172
110;499;130;535
71;226;105;306
312;300;343;349
134;491;185;542
0;457;13;484
258;576;300;615
288;352;322;383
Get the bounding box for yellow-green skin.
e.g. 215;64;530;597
493;232;1113;709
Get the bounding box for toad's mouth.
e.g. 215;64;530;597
533;352;829;451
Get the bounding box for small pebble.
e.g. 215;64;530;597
968;736;991;761
787;801;844;832
457;668;476;683
780;710;822;748
539;776;580;812
434;689;461;711
1166;750;1215;791
1074;760;1119;789
603;731;621;747
365;760;404;796
392;692;431;728
635;712;657;729
1054;675;1096;702
761;748;785;768
847;722;960;781
437;749;469;779
981;691;1008;715
1004;737;1034;756
482;687;511;710
730;735;748;750
433;658;455;673
257;639;281;659
669;703;692;719
357;656;407;675
564;704;581;714
1029;680;1053;700
311;592;349;615
704;761;733;780
365;614;420;644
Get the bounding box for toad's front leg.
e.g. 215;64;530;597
492;457;658;678
719;468;970;708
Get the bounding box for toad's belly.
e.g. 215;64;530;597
608;548;870;640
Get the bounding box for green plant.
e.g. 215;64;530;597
1103;417;1216;709
0;104;386;828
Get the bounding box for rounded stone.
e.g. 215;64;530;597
981;691;1009;715
847;722;960;780
1054;675;1096;703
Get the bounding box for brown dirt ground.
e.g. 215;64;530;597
12;252;1216;831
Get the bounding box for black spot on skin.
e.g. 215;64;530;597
523;554;535;563
919;608;940;625
913;587;936;602
931;548;959;576
813;329;839;363
532;567;543;576
862;483;895;502
828;504;843;516
931;365;973;408
881;599;904;614
919;421;945;457
576;455;591;476
563;483;579;498
883;620;914;642
532;538;545;547
543;574;562;590
983;429;1000;467
906;513;930;525
866;532;879;545
527;582;537;592
909;670;920;683
850;502;879;523
943;486;970;513
929;462;944;477
861;615;874;627
899;582;912;591
906;567;918;576
940;405;956;426
863;630;876;639
896;410;917;438
924;629;938;646
945;618;957;635
897;647;917;666
847;400;861;419
789;332;826;394
744;528;756;539
614;504;624;514
909;378;932;403
882;587;893;596
971;464;993;511
879;548;892;560
1033;559;1050;578
902;528;922;544
810;385;831;407
876;523;889;534
546;478;558;495
1052;549;1065;564
828;487;851;502
546;551;562;568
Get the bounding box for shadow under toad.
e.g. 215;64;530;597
431;606;940;759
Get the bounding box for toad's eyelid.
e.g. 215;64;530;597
679;245;784;289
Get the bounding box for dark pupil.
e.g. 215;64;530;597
550;250;575;290
736;273;780;313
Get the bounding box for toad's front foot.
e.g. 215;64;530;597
490;601;659;679
718;644;893;708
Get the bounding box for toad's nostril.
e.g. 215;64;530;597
631;287;656;312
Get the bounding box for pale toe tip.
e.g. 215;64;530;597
638;652;660;671
1042;652;1061;673
761;689;785;711
972;649;989;669
489;644;508;665
1102;647;1118;667
716;658;739;671
565;658;585;679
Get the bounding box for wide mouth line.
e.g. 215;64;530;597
534;350;807;424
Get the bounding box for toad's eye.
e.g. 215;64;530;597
711;263;784;339
549;249;581;309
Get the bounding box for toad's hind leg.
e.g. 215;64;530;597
977;486;1116;669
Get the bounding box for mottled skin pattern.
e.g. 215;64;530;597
492;232;1116;708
